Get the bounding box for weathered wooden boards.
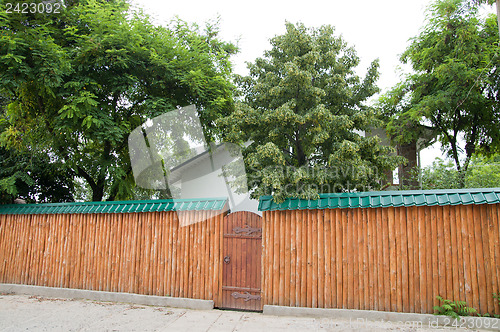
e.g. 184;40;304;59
0;210;225;306
261;204;500;315
221;211;262;311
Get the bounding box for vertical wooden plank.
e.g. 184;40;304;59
330;209;337;309
347;208;355;309
272;211;279;305
430;206;439;309
479;204;494;314
111;213;121;292
394;208;402;312
205;212;212;300
388;207;397;311
400;208;409;313
27;215;36;285
200;212;207;299
443;206;453;301
278;211;285;306
265;211;272;305
156;212;164;295
377;208;386;311
284;210;291;307
459;205;472;310
23;214;34;285
342;209;348;309
417;206;427;313
449;205;460;305
472;205;487;313
165;213;173;296
189;214;196;299
355;208;363;310
181;213;188;297
100;214;109;291
94;214;103;291
128;212;137;294
312;209;319;308
289;211;296;307
212;211;220;307
318;210;325;308
493;204;500;314
75;213;85;290
324;209;332;308
362;209;369;310
411;207;421;313
489;204;500;315
0;215;10;282
300;210;307;307
307;210;313;308
17;215;28;285
118;213;127;293
15;215;27;285
367;209;375;311
424;206;433;312
91;214;100;291
336;209;343;308
407;207;415;313
453;206;465;305
261;211;269;306
295;211;302;307
64;214;73;288
109;213;119;292
148;213;156;295
465;205;480;312
436;206;453;299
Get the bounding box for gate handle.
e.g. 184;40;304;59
224;256;230;264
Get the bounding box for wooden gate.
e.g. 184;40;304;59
221;211;262;311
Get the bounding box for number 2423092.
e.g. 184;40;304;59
6;2;61;14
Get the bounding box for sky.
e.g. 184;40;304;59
129;0;492;168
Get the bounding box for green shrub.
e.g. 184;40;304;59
433;296;477;319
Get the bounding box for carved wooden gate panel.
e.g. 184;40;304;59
221;211;262;311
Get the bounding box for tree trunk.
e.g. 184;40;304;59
397;141;419;190
92;184;105;202
496;0;500;39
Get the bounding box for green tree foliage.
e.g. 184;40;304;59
420;154;500;189
0;0;237;201
219;23;400;202
383;0;500;187
464;153;500;187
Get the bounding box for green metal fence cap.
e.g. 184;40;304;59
0;197;228;215
258;188;500;211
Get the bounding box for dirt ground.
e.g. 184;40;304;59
0;293;492;331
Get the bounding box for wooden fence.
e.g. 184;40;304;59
2;200;500;316
261;204;500;315
0;210;226;307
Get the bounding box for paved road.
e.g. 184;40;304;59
0;294;482;331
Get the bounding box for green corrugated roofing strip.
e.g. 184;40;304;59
0;197;228;215
258;188;500;211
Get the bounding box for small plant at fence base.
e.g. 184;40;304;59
433;296;477;319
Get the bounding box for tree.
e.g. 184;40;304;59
0;0;237;201
420;154;500;189
377;82;437;189
384;0;500;187
469;0;500;38
219;22;400;202
464;153;500;187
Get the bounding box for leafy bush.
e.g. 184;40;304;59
433;296;477;319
